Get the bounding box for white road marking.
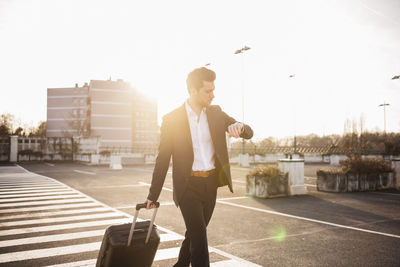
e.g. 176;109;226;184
1;212;123;227
0;194;83;203
0;202;100;214
0;230;105;248
0;186;67;192
0;218;129;237
0;197;88;208
232;179;246;184
73;170;96;175
0;188;72;195
0;184;62;189
217;200;400;239
153;247;180;261
45;162;55;167
210;247;262;267
160;233;184;242
211;259;247;266
0;182;54;185
305;183;317;187
0;165;259;267
45;259;96;267
0;242;102;263
0;191;79;198
0;207;110;220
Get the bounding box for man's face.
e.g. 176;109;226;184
192;81;215;108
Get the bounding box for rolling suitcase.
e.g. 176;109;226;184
96;202;160;267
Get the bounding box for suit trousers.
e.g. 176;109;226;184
174;174;218;267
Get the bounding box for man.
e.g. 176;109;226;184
146;67;253;267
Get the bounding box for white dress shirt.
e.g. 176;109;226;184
185;101;215;171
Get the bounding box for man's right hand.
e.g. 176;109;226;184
146;199;156;209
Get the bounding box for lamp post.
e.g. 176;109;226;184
234;46;251;154
379;102;390;133
288;74;297;155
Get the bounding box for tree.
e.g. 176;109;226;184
30;121;46;137
0;113;15;136
14;127;24;136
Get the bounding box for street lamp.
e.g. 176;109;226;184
379;102;390;133
288;74;297;155
234;45;251;154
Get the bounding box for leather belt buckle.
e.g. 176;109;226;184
191;169;216;178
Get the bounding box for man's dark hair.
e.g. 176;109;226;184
186;67;216;92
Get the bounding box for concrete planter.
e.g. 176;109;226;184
317;173;346;192
246;174;289;198
317;172;395;192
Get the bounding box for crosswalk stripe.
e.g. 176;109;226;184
0;241;102;263
0;212;124;227
0;173;36;178
211;259;246;266
0;230;106;248
160;233;184;242
0;191;79;198
0;242;184;264
0;186;68;192
0;218;129;237
0;194;82;203
0;165;259;267
0;202;100;214
0;197;89;208
0;188;73;195
0;180;56;184
0;207;110;220
0;184;63;189
0;231;179;248
153;247;180;261
0;179;54;185
42;255;248;266
44;259;96;267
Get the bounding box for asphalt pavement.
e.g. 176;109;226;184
1;162;399;266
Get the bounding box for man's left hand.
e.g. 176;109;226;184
228;122;244;138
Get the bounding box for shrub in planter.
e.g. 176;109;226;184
317;157;394;192
246;165;289;198
340;157;393;174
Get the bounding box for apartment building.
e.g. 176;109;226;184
47;83;90;138
46;79;159;152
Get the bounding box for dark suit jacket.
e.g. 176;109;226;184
147;104;253;206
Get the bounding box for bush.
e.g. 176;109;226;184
318;157;393;175
340;157;393;174
247;165;283;179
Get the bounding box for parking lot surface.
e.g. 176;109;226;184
1;162;399;266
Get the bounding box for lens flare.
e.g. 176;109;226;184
268;225;287;242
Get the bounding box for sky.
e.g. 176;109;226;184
0;0;399;140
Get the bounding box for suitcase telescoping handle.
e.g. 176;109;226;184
127;201;160;246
